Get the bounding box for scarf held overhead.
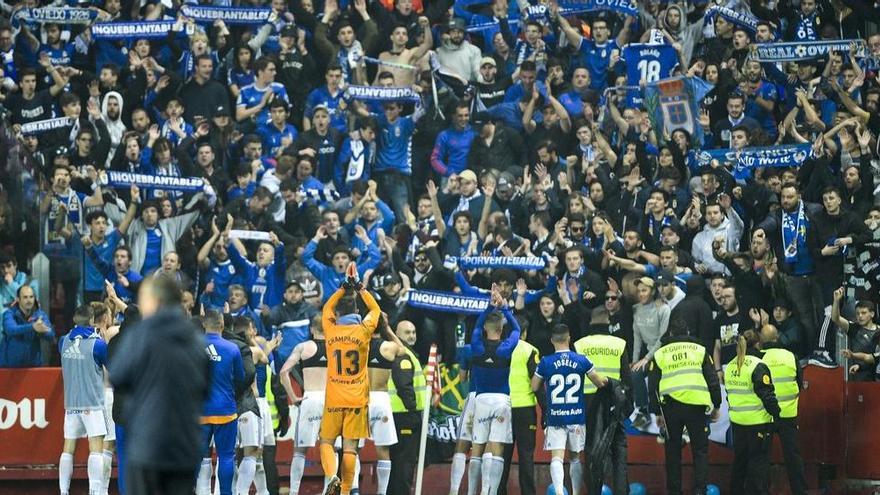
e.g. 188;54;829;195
406;290;490;314
696;144;811;180
455;256;546;270
179;5;272;25
754;39;867;62
344;85;421;103
105;170;205;191
556;0;637;17
11;7;98;27
20;117;73;135
703;6;758;34
92;20;177;40
228;230;272;241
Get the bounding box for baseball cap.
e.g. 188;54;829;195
280;24;298;38
214;105;230;117
446;18;466;32
458;169;478;183
636;277;655;289
656;271;675;286
660;222;680;236
480;56;496;67
497;172;515;193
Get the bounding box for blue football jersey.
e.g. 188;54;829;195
624;43;678;106
536;350;594;426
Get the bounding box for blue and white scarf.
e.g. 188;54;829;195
361;56;417;71
455;256;546;270
557;0;637;17
346;138;374;183
344;85;420;103
755;39;866;62
466;18;521;33
11;7;98;28
696;144;811;180
92;21;176;40
302;187;340;203
21;117;73;135
105;170;204;191
179;5;271;25
405;289;490;314
782;201;808;264
562;265;586;301
703;6;758;35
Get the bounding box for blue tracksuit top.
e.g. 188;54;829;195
227;242;287;310
301;239;382;302
469;306;520;395
202;332;245;419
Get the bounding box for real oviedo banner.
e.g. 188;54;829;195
0;368;89;465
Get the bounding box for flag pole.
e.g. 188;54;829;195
414;344;438;495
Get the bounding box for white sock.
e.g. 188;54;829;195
550;457;565;495
290;453;306;495
569;458;583;495
88;452;104;495
254;458;268;495
236;456;257;495
376;459;392;495
467;456;482;495
489;456;505;495
196;458;212;495
59;452;74;495
450;453;467;493
213;460;220;495
352;454;361;490
101;450;113;495
480;452;493;495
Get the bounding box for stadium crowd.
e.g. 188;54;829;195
1;0;880;492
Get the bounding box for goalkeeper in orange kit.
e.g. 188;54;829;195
320;262;380;495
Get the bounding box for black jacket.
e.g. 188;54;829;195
670;276;716;352
223;330;259;417
109;309;209;469
757;201;824;275
808;207;869;283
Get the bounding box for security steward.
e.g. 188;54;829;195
648;319;721;495
759;324;807;495
574;321;631;495
388;320;425;495
498;318;540;495
725;330;780;495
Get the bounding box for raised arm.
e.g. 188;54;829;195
358;285;381;330
322;286;347;329
496;307;521;358
552;3;584;48
116;185;140;236
831;287;850;333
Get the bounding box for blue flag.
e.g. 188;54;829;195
644;76;713;148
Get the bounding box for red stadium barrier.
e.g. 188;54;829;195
0;366;874;488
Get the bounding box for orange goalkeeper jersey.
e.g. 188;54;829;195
322;287;380;408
